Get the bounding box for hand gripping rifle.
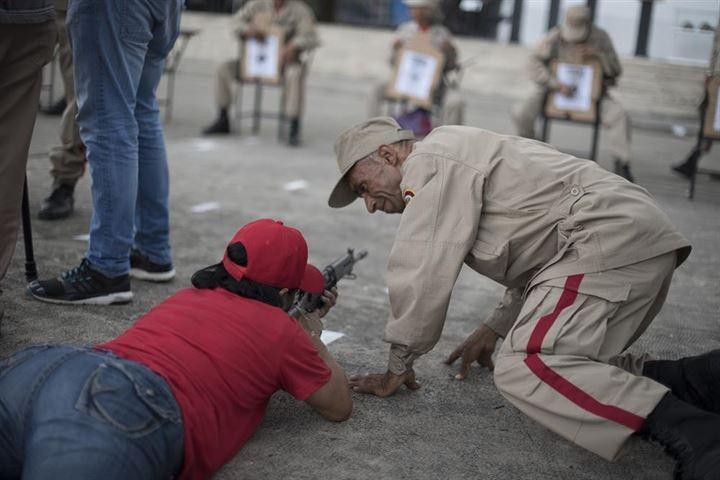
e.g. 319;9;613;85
289;248;368;318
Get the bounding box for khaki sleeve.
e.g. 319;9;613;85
483;287;524;338
596;30;622;79
230;0;261;38
288;3;319;51
528;31;560;89
384;156;484;374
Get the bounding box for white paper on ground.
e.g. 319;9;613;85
191;139;218;152
321;330;345;345
283;179;308;192
190;201;221;213
73;234;90;241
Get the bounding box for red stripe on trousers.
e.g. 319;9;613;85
523;274;645;432
524;354;645;431
526;274;584;354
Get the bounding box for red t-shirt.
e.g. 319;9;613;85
97;288;331;480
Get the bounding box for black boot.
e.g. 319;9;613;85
613;158;635;183
672;149;700;179
43;97;67;116
288;118;300;147
202;109;230;135
640;393;720;480
643;350;720;415
38;183;75;220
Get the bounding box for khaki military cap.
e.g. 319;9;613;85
403;0;439;8
328;117;415;208
561;5;591;42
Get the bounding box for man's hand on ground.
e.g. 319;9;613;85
348;370;421;397
445;324;498;380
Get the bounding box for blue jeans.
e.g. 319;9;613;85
0;346;184;479
67;0;182;277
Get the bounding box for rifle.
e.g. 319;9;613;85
289;248;368;318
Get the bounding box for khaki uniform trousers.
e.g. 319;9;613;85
511;86;633;164
0;21;57;282
49;8;86;188
367;80;465;126
215;58;304;119
494;251;676;461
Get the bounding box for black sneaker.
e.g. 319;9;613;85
38;184;75;220
130;249;176;282
27;259;132;305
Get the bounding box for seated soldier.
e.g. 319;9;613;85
202;0;319;146
367;0;465;127
511;5;635;182
0;219;351;480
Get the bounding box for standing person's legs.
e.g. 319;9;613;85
131;0;181;279
0;22;56;282
602;93;634;182
27;0;158;305
0;346;183;479
42;8;86;220
494;253;676;460
510;86;545;139
69;0;153;278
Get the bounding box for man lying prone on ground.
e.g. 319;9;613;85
0;218;352;480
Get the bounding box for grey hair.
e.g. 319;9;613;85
357;139;414;165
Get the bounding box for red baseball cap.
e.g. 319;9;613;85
221;219;324;294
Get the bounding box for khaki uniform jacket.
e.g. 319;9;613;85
391;21;458;72
230;0;319;51
386;127;691;374
529;26;621;90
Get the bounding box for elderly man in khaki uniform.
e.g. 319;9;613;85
511;6;634;182
329;117;720;478
367;0;465;126
202;0;319;146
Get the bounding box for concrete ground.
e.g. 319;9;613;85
2;15;720;480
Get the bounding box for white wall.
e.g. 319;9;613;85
506;0;718;66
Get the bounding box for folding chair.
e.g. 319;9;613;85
540;89;605;162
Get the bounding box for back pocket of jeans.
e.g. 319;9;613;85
75;363;165;438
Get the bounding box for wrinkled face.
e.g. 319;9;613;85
410;7;433;26
347;155;405;214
